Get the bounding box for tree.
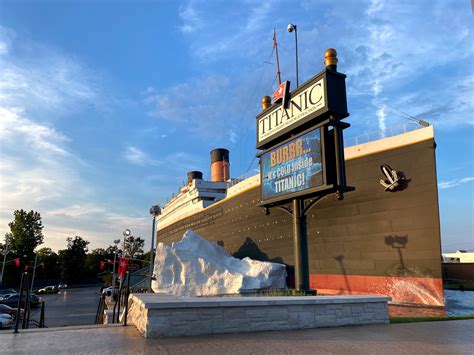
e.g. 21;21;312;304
105;244;120;256
58;236;89;283
4;209;44;261
85;248;107;276
36;247;60;281
124;236;145;259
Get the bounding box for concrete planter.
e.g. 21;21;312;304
127;294;390;338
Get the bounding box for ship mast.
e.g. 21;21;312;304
273;28;282;85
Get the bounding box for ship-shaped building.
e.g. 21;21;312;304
156;124;443;307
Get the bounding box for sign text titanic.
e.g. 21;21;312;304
257;78;325;146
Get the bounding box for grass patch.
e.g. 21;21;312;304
390;314;474;324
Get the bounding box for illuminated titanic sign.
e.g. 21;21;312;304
261;128;323;203
257;77;326;148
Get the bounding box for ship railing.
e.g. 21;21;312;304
230;122;424;186
229;170;259;188
343;122;422;148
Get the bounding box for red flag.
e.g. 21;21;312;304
117;258;129;278
272;80;289;104
99;261;105;270
13;258;20;267
23;263;29;271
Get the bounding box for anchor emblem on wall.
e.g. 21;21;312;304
379;164;408;192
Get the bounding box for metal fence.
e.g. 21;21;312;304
343;122;421;148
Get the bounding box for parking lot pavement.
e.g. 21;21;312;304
1;286;101;330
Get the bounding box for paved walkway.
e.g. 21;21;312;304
1;320;473;354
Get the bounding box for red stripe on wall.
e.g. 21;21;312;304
310;274;444;306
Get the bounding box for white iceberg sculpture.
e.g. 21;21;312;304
152;230;287;296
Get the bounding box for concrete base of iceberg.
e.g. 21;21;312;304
127;293;391;338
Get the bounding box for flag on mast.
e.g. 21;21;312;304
272;80;290;105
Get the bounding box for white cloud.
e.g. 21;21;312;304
123;146;159;166
177;0;276;62
0;27;149;251
0;107;70;156
367;0;383;16
143;74;246;141
42;206;149;251
438;177;474;190
0;26;14;55
376;105;387;136
0;48;97;117
178;0;203;34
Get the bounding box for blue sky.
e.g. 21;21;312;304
0;0;472;252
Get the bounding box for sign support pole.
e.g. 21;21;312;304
292;198;309;291
257;48;353;295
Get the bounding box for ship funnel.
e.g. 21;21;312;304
187;171;203;184
210;148;230;182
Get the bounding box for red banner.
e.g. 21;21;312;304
13;258;20;267
117;258;129;278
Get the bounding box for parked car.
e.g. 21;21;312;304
0;294;42;308
37;286;59;294
0;293;18;302
0;304;24;318
0;314;13;329
58;282;67;289
0;289;16;296
102;286;119;297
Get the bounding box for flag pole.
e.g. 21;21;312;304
111;251;117;290
30;252;38;292
0;241;8;287
273;28;282;85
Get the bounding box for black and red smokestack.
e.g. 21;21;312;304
210;148;230;182
187;171;203;184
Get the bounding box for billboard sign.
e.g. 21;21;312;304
257;77;325;149
256;69;349;150
261;128;323;204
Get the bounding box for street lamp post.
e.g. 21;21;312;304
118;229;131;292
111;238;120;290
30;252;38;292
149;205;161;292
122;229;131;259
0;241;8;288
287;23;299;87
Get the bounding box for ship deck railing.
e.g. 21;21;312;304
229;122;424;188
343;121;422;148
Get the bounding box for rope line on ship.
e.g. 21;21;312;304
276;42;429;126
230;46;275;171
234;39;431;177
